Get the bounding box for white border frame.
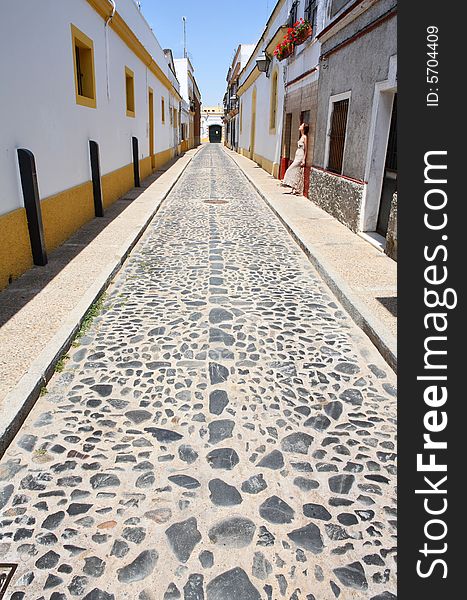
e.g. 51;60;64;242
324;90;351;174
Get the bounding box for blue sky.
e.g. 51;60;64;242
141;0;273;105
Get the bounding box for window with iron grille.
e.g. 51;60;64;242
327;98;349;174
288;1;299;27
331;0;350;18
304;0;318;36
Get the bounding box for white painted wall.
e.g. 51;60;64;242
201;112;224;141
174;59;189;103
237;0;289;165
286;0;327;84
240;44;256;68
0;0;181;216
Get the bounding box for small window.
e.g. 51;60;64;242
161;97;165;123
125;67;135;117
288;0;299;27
304;0;318;36
71;24;96;108
331;0;349;18
269;71;278;131
327;98;349;174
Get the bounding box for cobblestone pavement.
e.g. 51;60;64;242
0;145;397;600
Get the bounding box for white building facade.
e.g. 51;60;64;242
174;57;202;152
0;0;185;290
201;106;224;143
223;44;255;151
236;1;292;178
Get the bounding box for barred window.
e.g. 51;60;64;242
304;0;318;35
288;1;299;27
327;98;349;174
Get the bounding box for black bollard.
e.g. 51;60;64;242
17;148;47;266
89;140;104;217
132;136;140;187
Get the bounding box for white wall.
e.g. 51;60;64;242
286;0;327;84
0;0;181;216
174;59;189;103
237;1;289;165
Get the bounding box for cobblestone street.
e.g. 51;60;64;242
0;145;397;599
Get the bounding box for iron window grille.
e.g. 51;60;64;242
288;1;299;27
327;98;349;174
304;0;318;35
75;47;84;96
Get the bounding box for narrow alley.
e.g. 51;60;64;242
0;145;397;600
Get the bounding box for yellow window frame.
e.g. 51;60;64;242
125;66;135;117
269;70;279;133
71;24;97;109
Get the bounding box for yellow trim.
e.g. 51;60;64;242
71;24;97;109
140;156;152;180
101;163;134;208
0;151;181;291
250;87;257;160
125;66;135;117
238;148;280;178
237;0;287;84
0;208;33;290
148;87;155;168
237;67;261;98
269;69;279;133
153;147;175;169
41;181;95;251
265;25;290;55
85;0;182;102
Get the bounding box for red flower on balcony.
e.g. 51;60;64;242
273;18;312;61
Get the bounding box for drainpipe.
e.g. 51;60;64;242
105;1;116;100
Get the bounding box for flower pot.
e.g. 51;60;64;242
295;25;312;45
277;45;294;61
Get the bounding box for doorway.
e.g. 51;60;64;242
376;95;397;237
148;88;155;169
281;112;293;178
209;125;222;143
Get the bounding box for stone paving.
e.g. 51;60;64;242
0;144;397;600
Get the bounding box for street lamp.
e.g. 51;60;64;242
256;52;271;76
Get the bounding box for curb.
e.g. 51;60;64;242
0;148;200;458
225;148;397;373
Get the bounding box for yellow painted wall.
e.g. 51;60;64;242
0;150;177;291
238;147;279;178
140;156;152;180
41;181;95;251
0;208;33;289
101;163;134;208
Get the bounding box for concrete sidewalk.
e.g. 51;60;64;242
226;147;397;371
0;147;199;454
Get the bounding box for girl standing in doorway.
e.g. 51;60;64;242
281;123;309;195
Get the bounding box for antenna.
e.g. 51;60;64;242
182;16;187;58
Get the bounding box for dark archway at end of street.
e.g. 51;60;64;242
209;125;222;143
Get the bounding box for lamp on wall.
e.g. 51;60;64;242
256;52;272;76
